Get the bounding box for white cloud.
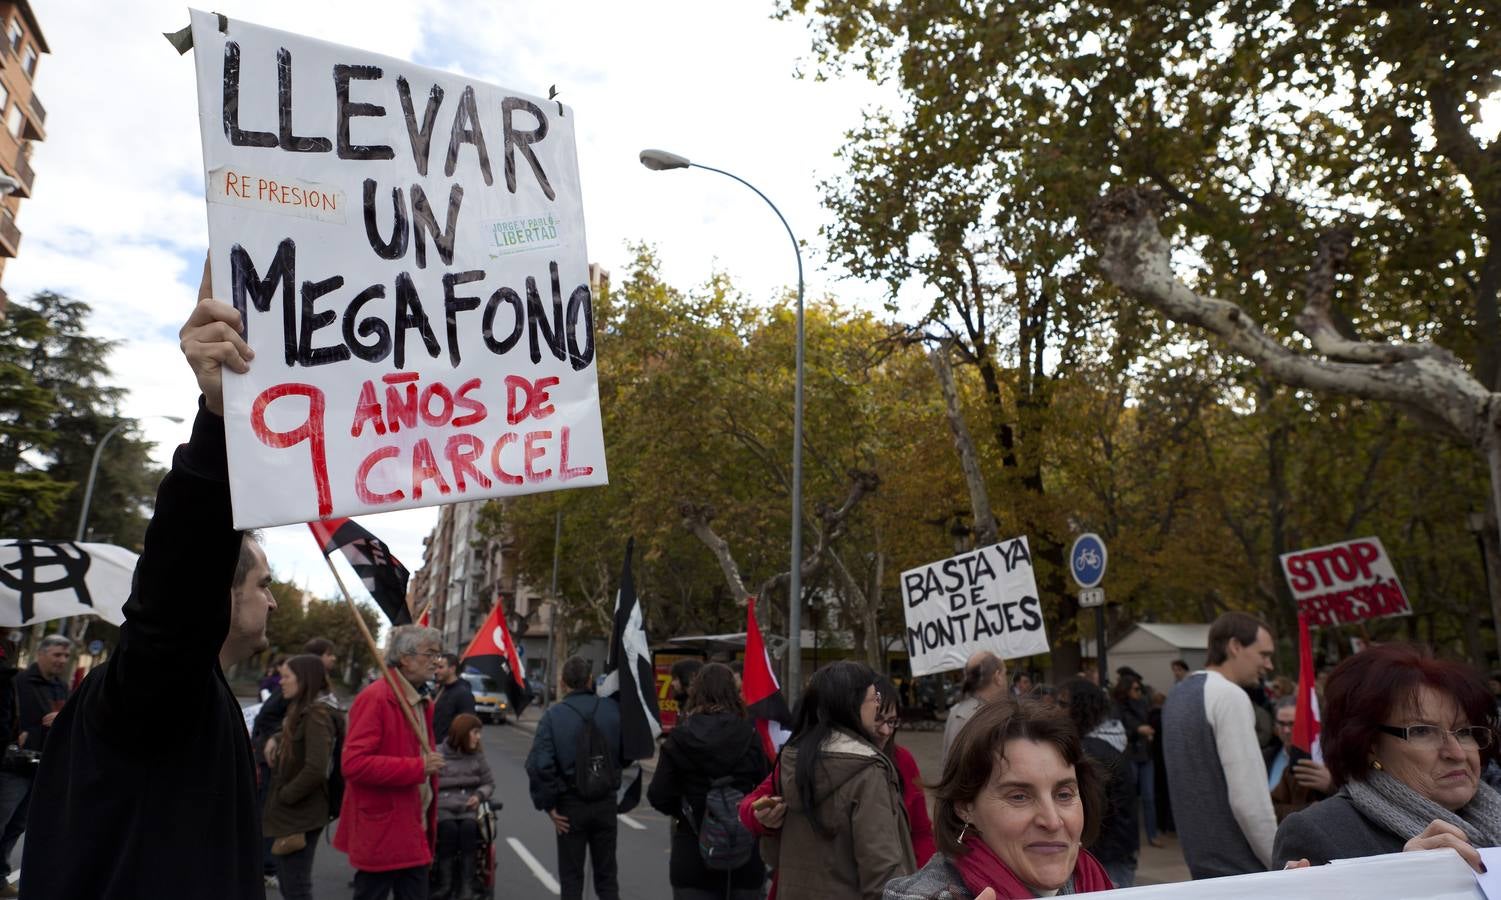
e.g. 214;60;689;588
15;1;897;600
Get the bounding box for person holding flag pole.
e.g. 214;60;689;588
1269;613;1333;820
308;522;447;900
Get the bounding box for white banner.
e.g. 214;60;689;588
0;540;139;626
1278;536;1410;628
1089;849;1478;899
190;11;608;528
900;536;1049;676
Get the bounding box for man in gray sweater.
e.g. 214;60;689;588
942;651;1007;764
1163;612;1277;878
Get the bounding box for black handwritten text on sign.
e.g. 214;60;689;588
900;537;1050;676
190;9;607;529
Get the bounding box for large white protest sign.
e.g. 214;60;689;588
901;537;1049;676
1088;849;1479;899
1278;536;1410;628
189;11;608;528
0;540;139;626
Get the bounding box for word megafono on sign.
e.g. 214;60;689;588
1278;536;1411;628
900;536;1049;676
189;10;607;528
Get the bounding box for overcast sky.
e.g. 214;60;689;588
13;1;897;600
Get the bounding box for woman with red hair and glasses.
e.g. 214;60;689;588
1274;644;1501;873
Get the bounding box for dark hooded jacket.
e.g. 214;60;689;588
647;710;769;890
21;403;262;899
766;729;916;900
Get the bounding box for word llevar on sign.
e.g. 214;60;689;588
1278;537;1411;628
188;11;607;528
901;537;1050;676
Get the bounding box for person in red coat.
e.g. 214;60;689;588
738;676;935;898
335;625;448;900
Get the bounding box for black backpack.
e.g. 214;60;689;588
694;776;755;871
562;698;618;802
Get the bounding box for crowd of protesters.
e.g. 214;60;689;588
11;291;1501;898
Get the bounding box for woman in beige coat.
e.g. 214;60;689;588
766;661;915;900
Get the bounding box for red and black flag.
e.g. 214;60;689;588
743;599;793;761
461;596;531;716
308;517;411;625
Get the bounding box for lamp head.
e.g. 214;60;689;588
639;149;690;171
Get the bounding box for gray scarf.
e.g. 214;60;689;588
1345;769;1501;847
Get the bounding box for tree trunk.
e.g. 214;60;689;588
929;343;999;545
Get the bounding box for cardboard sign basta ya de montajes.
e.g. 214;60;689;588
189;11;607;528
901;536;1050;677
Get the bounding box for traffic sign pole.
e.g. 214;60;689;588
1070;534;1110;687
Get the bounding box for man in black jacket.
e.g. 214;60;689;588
433;652;476;741
22;285;277;899
526;656;624;900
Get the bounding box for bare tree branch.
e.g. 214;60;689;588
681;470;881;612
1293;227;1454;364
678;502;752;607
929;340;1000;546
1086;187;1495;448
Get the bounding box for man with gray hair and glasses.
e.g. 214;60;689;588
335;624;447;900
0;633;71;896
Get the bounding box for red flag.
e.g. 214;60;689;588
417;603;430;628
307;518;411;625
743;599;792;760
461;596;530;715
1293;612;1322;760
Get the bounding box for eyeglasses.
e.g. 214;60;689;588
409;650;443;660
1377;724;1493;751
876;715;901;731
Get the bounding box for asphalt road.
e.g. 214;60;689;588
306;720;675;899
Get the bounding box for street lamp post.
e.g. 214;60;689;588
639;148;806;701
76;415;184;542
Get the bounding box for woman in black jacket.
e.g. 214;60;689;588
1062;677;1140;889
1113;673;1162;848
648;662;769;900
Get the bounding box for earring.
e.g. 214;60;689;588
958;821;970;843
1371;759;1384;771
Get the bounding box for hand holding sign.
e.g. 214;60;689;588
180;265;254;418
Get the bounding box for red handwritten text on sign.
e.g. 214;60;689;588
1278;537;1411;628
251;372;594;515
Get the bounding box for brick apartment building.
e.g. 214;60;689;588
0;0;45;317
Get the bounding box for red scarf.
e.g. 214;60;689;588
954;832;1114;899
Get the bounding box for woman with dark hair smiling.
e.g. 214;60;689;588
884;697;1113;900
1274;643;1501;872
766;661;915;899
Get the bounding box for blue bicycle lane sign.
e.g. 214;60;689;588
1069;533;1107;589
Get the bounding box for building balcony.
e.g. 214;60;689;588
20;103;41;142
0;211;21;257
12;148;30;197
27;93;41;129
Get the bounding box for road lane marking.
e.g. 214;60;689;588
507;837;561;895
617;814;647;831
